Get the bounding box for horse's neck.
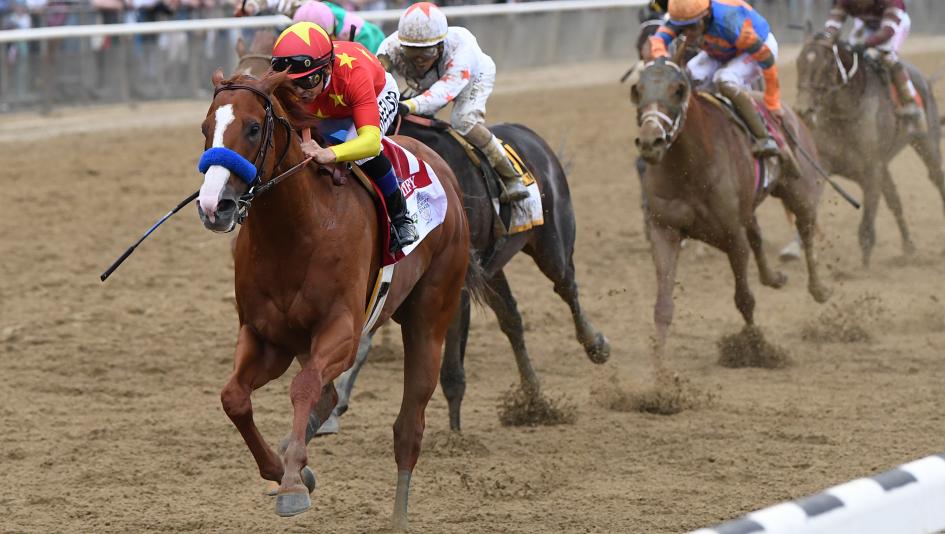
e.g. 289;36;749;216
826;53;872;115
669;98;716;170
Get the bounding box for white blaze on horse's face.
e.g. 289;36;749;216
199;104;236;222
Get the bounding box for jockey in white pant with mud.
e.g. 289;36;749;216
376;2;528;203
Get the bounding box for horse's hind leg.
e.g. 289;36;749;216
391;280;460;530
879;167;916;255
910;128;945;217
440;289;470;431
220;325;293;485
526;239;610;364
858;175;882;267
315;331;373;436
482;270;540;392
726;231;756;326
746;215;787;288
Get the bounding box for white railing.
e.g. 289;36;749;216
691;453;945;534
0;0;647;43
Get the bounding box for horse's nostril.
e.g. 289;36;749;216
635;138;642;148
653;137;666;148
218;199;237;215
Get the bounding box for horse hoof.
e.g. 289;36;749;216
275;491;311;517
315;414;340;436
763;272;788;289
811;285;832;304
903;242;917;256
264;481;279;497
301;466;317;493
586;334;611;364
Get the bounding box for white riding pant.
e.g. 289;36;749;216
851;11;911;60
450;54;496;136
687;33;779;91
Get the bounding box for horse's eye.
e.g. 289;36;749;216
674;84;686;100
248;123;261;137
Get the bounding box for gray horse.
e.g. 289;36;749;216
795;35;945;267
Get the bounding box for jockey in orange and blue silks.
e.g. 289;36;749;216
647;0;781;158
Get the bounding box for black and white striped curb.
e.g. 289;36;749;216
690;453;945;534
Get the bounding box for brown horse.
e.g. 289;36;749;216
197;70;470;529
795;35;945;266
632;57;831;356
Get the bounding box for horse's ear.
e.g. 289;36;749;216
259;69;288;95
671;36;688;66
212;68;225;89
805;20;813;38
235;36;246;58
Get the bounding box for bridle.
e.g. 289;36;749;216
208;83;311;223
636;59;690;149
798;41;862;118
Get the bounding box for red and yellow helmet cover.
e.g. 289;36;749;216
273;22;334;78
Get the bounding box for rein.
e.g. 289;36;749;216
799;42;863;120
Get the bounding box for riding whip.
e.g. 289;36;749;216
100;191;198;282
779;121;861;210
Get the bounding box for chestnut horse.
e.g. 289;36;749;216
795;35;945;266
632;57;831;356
197;70;470;529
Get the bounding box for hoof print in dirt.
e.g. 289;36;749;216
717;325;790;369
497;386;576;427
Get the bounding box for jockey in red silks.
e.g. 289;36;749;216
375;2;528;203
823;0;925;133
270;22;418;252
647;0;782;158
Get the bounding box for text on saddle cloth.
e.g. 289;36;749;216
315;118;449;267
492;139;544;234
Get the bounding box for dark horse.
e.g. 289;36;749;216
795;35;945;266
379;117;611;430
633;56;831;357
197;70;470;529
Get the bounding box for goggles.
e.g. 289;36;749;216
403;45;440;62
292;70;325;90
271;54;331;75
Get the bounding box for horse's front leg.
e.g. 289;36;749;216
650;224;681;360
726;230;755;326
746;215;787;288
276;317;353;517
220;325;292;484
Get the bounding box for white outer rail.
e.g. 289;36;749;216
0;0;648;43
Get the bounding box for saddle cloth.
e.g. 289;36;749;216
492;140;544;234
315;119;448;266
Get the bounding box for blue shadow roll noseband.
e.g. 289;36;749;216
198;147;258;185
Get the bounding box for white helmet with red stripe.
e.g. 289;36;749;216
397;2;448;48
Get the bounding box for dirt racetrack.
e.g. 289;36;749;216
2;41;945;533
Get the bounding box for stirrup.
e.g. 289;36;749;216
498;176;529;203
752;138;780;158
389;222;418;253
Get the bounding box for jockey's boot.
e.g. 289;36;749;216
466;123;529;203
720;82;781;159
889;59;927;135
384;187;418;253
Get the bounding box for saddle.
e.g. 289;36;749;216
698;91;796;197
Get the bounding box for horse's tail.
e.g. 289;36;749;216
464;249;489;305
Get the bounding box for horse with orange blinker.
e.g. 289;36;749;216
197;68;471;529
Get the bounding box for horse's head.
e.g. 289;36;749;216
235;29;276;77
197;69;289;233
631;56;691;164
796;34;857;126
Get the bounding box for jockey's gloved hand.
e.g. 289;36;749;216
397;102;412;117
851;43;869;55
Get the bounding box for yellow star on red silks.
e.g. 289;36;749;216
359;48;378;63
275;21;329;48
314;108;328;118
337;52;356;68
406;2;434;17
329;92;346;106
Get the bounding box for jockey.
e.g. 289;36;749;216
647;0;781;158
270;21;418;252
290;1;385;53
822;0;925;132
376;2;528;203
